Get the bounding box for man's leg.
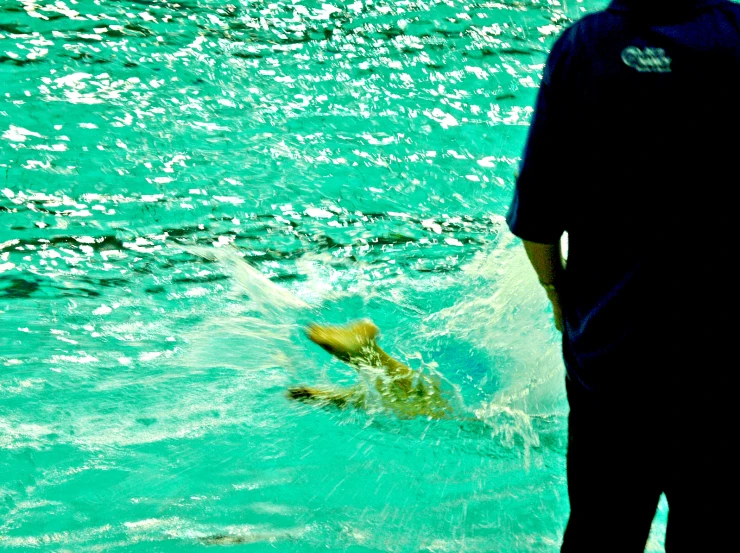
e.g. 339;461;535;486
561;378;662;553
662;391;733;553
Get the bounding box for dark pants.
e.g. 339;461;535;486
560;374;731;553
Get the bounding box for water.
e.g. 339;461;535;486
0;0;669;551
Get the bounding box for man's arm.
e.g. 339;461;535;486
522;239;565;332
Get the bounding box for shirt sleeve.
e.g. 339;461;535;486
506;35;572;244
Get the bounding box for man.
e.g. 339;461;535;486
506;1;739;551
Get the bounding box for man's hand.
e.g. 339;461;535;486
545;287;564;332
520;239;566;332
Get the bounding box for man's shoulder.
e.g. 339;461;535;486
713;0;740;11
547;10;615;60
543;12;612;82
719;0;740;18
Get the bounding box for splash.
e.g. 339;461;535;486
421;228;568;461
173;246;317;381
183;245;312;314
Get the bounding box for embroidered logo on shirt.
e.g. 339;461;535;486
621;47;672;73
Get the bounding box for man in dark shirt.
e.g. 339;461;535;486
507;1;739;551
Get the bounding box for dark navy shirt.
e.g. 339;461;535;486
507;0;740;394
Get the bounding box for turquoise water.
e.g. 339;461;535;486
1;0;668;551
